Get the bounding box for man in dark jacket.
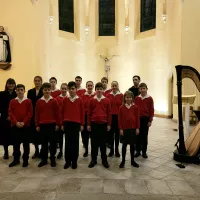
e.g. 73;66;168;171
128;75;141;99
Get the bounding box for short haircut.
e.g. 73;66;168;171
42;82;51;89
86;81;94;86
16;84;25;90
49;77;57;83
139;82;148;89
101;77;108;83
75;76;82;81
4;78;16;91
68;81;77;89
61;83;68;88
95;82;103;90
34;76;43;82
133;75;141;81
123;91;134;105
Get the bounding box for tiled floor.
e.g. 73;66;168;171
0;118;200;200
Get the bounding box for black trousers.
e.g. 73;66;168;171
64;122;80;163
81;115;90;152
91;123;107;162
136;117;149;154
11;126;30;161
122;144;135;162
110;115;119;152
40;123;57;161
58;129;64;153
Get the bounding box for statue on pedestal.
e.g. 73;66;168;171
0;26;11;70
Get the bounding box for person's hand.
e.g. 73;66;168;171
16;122;22;128
36;127;40;132
136;129;139;135
120;129;123;135
7;117;10;121
107;126;111;131
20;122;25;127
147;122;152;127
61;126;64;131
87;126;91;132
55;125;59;131
80;125;84;132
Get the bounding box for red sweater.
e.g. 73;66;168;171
106;92;123;115
103;89;112;96
56;95;67;109
134;95;154;122
87;96;111;126
77;88;86;97
9;98;33;127
81;92;95;114
51;90;61;98
35;97;60;126
118;104;140;130
62;96;84;125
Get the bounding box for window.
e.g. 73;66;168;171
99;0;115;36
140;0;156;32
59;0;74;33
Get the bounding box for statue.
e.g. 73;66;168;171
100;55;116;78
0;26;11;70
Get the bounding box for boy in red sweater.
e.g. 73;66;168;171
8;84;33;167
49;77;61;98
106;81;123;157
56;83;68;159
134;83;154;158
87;82;111;168
35;83;60;167
61;81;84;169
81;81;95;157
101;77;112;96
75;76;86;97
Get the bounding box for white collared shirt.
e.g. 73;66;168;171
85;91;95;96
94;95;105;102
59;93;68;98
103;88;110;93
51;88;59;92
15;96;27;104
110;91;121;96
68;95;79;102
77;87;85;91
125;103;133;109
138;94;150;100
41;96;53;103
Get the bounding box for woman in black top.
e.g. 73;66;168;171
0;78;17;159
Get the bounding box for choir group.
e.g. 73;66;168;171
0;75;154;169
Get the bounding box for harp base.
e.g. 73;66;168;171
173;150;199;163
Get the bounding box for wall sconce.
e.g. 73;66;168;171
125;26;129;34
85;26;89;35
49;16;54;25
162;14;167;24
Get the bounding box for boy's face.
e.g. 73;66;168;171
125;95;132;105
16;87;25;98
7;83;15;91
101;79;108;89
86;82;94;92
95;87;103;97
139;87;147;95
43;87;51;96
75;78;82;87
111;83;118;93
50;79;56;89
34;78;42;88
61;85;68;95
133;77;140;87
68;86;77;97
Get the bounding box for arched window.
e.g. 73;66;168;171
140;0;156;32
99;0;115;36
59;0;74;33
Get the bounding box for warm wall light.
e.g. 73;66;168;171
85;26;89;34
125;26;129;34
49;16;54;24
162;14;167;24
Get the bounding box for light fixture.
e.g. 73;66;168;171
162;14;167;23
85;26;89;35
125;26;129;34
49;16;54;24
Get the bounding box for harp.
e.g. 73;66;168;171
174;65;200;162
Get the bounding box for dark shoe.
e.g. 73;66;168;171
22;160;29;167
3;154;9;160
32;151;39;159
134;152;141;158
115;151;120;158
142;153;148;159
64;162;71;169
38;160;47;168
51;159;56;167
9;160;20;167
102;160;109;169
108;151;114;157
83;151;88;157
119;161;125;168
88;160;97;168
131;160;139;168
57;152;63;159
72;162;77;169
